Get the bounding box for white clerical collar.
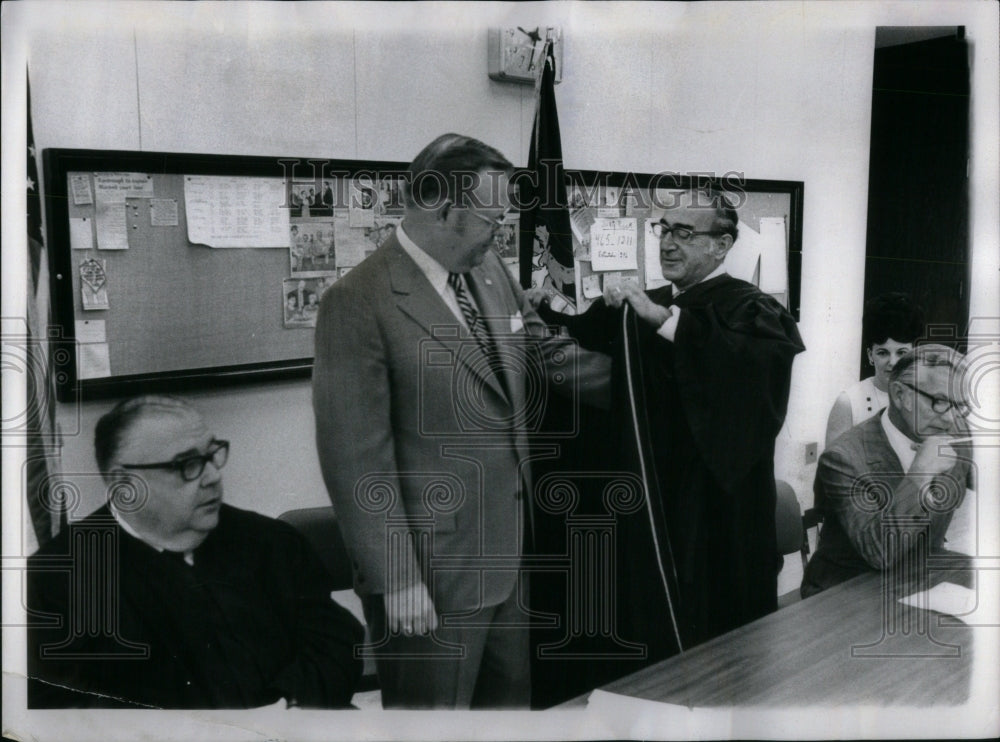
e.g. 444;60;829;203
880;408;917;472
396;222;451;297
672;264;727;298
109;503;195;565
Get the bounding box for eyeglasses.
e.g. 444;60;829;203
121;440;230;482
463;206;515;231
651;221;726;245
896;382;970;417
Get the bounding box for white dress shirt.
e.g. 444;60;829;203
880;407;918;473
395;222;480;328
655;264;728;342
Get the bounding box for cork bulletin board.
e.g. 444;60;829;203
44;149;802;402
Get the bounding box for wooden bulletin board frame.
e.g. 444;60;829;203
44;148;408;402
44;149;803;402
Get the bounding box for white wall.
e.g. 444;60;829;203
9;1;998;519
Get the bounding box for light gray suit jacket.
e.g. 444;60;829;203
313;234;608;612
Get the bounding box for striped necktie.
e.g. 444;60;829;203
448;272;509;398
448;272;492;356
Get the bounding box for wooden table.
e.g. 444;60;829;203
563;558;981;707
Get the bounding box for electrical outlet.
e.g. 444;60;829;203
804;442;818;464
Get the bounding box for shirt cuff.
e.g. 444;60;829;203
656;307;680;342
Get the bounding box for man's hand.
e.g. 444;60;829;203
604;283;672;327
910;435;959;476
384;581;438;636
524;287;552;310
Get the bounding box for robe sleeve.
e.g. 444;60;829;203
536;297;621;354
670;289;805;492
268;527;365;708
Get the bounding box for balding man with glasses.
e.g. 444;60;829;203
802;344;975;597
529;187;805;674
28;395;363;708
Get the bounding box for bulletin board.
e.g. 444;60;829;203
521;171;803;321
44;149;407;401
45;149;803;402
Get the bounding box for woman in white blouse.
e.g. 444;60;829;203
825;292;924;446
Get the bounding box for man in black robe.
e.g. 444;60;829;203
532;187;805;674
27;395;363;709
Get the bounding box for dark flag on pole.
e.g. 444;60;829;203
24;71;63;549
518;40;575;304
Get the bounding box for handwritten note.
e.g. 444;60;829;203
184;175;290;247
590;218;637;271
94;172;154;203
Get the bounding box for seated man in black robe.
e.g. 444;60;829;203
28;395;363;709
529;187;805;674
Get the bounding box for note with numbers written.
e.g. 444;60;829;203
590;218;637;271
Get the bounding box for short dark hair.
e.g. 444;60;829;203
889;343;964;386
94;395;194;477
686;187;739;241
404;133;513;210
862;292;925;349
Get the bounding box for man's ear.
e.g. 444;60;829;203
888;379;909;411
437;199;455;224
712;233;734;260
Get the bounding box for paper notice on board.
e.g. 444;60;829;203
95;203;129;250
70;173;93;205
758;217;788;293
78;342;112;380
79;258;110;310
581;273;602;299
75;319;107;344
349;180;377;228
184;175;290;247
590;218;637;271
643;218;670;289
69;217;94;251
150;198;179;226
723;220;762;285
94;172;154;203
334;220;375;267
603;271;639;292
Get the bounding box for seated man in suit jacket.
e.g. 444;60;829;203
28;395;364;709
802;344;974;598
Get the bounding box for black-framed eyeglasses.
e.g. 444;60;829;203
896;382;970;417
121;440;230;482
651;221;726;245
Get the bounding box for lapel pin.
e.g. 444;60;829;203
485;278;493;286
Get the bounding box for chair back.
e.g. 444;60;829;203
277;506;354;589
775;480;804;556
